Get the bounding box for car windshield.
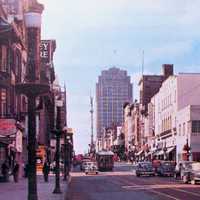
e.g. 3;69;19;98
162;162;174;169
140;163;152;169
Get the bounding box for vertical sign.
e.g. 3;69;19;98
40;40;51;64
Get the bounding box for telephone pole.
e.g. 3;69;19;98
90;96;94;154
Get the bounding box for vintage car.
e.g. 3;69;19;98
181;162;200;184
85;162;98;175
174;161;193;179
50;161;64;172
156;161;175;177
80;159;91;171
133;162;155;177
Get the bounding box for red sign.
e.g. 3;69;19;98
0;119;16;136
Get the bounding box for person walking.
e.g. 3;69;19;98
24;163;29;178
1;160;9;182
42;162;50;182
13;162;20;182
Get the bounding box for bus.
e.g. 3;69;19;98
96;151;114;171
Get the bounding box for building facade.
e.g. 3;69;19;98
96;67;133;140
0;0;28;178
152;73;200;162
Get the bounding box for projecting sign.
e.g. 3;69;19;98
40;40;51;63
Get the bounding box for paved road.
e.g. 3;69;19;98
66;163;200;200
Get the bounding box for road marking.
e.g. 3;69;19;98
122;184;200;190
148;189;180;200
172;188;200;197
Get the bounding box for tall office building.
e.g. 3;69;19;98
96;67;133;138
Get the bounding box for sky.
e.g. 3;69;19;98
38;0;200;154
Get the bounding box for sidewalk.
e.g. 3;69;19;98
0;174;70;200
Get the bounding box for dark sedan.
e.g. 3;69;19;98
133;162;155;177
156;161;175;177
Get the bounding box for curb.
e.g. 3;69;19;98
64;175;72;200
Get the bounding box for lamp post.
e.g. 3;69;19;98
163;141;167;161
66;131;73;177
15;1;49;200
53;99;63;194
62;126;68;181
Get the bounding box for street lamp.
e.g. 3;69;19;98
62;126;68;181
66;131;73;178
53;99;63;194
15;1;49;200
163;141;167;161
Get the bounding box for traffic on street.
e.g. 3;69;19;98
66;163;200;200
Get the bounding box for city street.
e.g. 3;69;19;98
66;163;200;200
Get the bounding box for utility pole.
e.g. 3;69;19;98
90;96;94;154
63;84;68;181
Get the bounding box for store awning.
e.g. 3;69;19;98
167;146;175;154
157;150;164;155
154;146;175;156
135;150;144;156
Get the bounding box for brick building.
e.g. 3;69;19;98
0;0;27;177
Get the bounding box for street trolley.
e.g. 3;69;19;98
96;151;114;171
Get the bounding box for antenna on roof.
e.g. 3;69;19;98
142;50;144;75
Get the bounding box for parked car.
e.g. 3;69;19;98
156;161;175;177
133;162;155;177
181;162;200;184
174;161;193;179
85;162;98;175
80;159;91;171
50;161;64;172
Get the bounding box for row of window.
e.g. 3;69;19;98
192;121;200;133
0;88;7;117
0;45;8;72
178;121;200;136
161;116;172;132
159;90;176;112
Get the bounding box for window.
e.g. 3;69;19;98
179;124;181;136
0;88;7;116
192;121;200;133
183;123;185;136
0;45;8;72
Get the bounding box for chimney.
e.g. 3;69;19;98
162;64;174;79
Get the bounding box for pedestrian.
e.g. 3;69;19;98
24;163;29;178
42;162;50;182
1;160;9;182
13;162;19;182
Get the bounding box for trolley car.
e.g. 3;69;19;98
96;151;114;171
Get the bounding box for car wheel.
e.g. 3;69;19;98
136;173;140;177
191;179;196;185
183;176;188;184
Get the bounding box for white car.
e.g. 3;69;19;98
85;162;98;175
